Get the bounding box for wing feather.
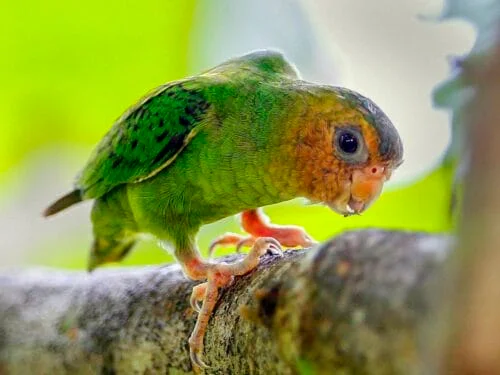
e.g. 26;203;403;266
77;80;210;199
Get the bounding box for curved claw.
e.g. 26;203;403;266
235;237;255;253
256;237;283;256
208;233;247;258
190;346;209;369
266;243;283;256
207;243;217;259
190;295;202;313
190;283;207;314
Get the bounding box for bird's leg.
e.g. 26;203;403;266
209;208;316;257
183;237;282;369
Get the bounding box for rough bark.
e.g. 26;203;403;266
0;229;450;375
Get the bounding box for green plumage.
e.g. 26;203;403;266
78;81;209;199
46;50;307;268
45;49;402;270
78;50;299;200
43;50;404;367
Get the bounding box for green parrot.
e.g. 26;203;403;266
44;50;403;369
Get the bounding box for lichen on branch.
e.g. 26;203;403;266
0;230;449;374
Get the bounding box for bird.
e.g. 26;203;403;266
43;49;403;369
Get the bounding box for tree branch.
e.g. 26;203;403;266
433;32;500;374
0;230;450;374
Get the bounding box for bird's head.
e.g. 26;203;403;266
292;86;403;216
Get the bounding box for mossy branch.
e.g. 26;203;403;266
0;230;449;374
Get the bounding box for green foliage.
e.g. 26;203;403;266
0;0;197;175
433;0;500;156
432;0;500;217
441;0;500;55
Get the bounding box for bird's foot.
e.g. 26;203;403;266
209;208;316;257
188;237;282;370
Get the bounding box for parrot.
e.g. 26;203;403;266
43;49;403;369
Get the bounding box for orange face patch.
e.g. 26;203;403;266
293;117;344;203
290;100;382;204
265;89;391;208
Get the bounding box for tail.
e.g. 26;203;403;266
88;238;137;272
43;189;83;217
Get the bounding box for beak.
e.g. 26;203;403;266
348;164;389;214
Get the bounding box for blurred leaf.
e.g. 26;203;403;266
0;0;197;174
442;0;500;55
433;0;500;211
433;73;471;109
435;0;500;115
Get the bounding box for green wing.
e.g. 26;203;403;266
77;80;210;199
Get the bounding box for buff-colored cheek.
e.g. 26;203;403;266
294;125;348;203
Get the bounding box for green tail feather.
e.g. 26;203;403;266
43;189;82;217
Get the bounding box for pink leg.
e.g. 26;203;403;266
209;208;316;256
184;237;282;369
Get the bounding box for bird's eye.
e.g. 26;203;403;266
334;126;368;164
338;132;358;154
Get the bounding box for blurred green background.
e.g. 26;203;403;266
0;0;471;269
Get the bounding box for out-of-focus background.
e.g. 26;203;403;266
0;0;474;269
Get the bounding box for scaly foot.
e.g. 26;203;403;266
188;237;282;369
209;208;316;257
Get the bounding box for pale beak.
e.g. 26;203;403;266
348;164;389;214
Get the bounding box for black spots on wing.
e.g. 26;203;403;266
137;84;209;135
79;82;212;195
173;86;210;130
184;105;196;116
156;131;168;143
179;116;190;126
144;84;210;168
184;98;209;120
111;159;122;169
109;83;211;177
152;134;184;165
110;153;124;169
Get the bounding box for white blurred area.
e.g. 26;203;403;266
189;0;476;184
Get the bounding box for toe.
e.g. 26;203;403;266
266;244;283;256
190;346;209;369
302;233;319;248
208;233;247;258
190;296;202;313
190;283;207;314
255;237;283;256
235;237;256;253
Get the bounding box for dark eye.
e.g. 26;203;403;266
338;132;358;154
